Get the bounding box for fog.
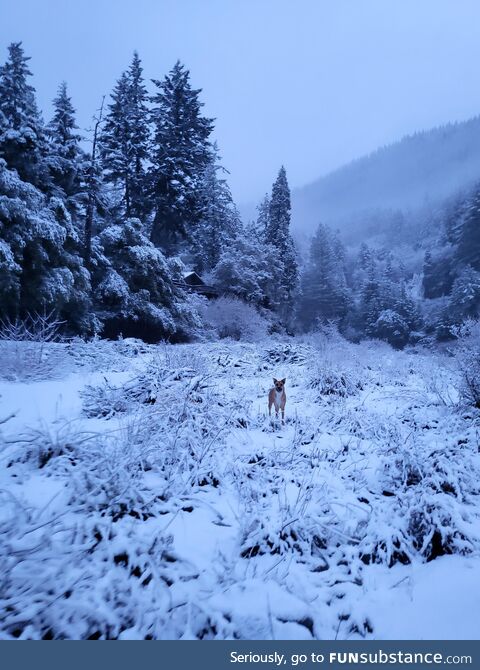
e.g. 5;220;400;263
2;0;480;205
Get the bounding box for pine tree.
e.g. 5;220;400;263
359;258;383;336
358;242;372;270
46;82;85;205
92;218;198;341
149;61;214;251
422;247;455;299
449;266;480;320
422;249;435;298
127;52;150;218
0;160;93;333
394;282;422;331
212;224;277;308
101;52;150;219
190;148;239;273
457;188;480;272
299;223;349;329
266;166;298;317
256;193;271;240
0;42;48;188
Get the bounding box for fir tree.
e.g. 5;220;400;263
92;218;198;341
299;223;349;329
457;188;480;272
449;266;480;320
212;224;277;308
266;166;298;317
101;52;150;219
359;258;383;336
149;61;214;251
394;282;422;331
190;148;239;273
0;42;48;188
256;193;271;241
0;160;93;333
358;242;372;270
46;82;85;205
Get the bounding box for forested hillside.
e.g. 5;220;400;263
0;40;479;351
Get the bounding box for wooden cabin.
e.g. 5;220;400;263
174;271;219;298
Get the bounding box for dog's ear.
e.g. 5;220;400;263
281;378;286;384
273;377;278;384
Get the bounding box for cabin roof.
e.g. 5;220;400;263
182;271;205;285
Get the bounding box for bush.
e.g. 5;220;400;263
0;311;69;381
454;320;480;409
373;309;410;349
200;297;269;341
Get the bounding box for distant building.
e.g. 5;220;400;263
174;271;219;298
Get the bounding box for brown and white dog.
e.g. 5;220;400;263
268;378;286;423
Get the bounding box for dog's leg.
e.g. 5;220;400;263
281;408;285;424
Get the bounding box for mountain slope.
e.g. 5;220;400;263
292;116;480;236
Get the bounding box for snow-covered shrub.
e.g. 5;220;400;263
262;342;309;365
373;309;410;349
0;490;199;639
67;336;152;373
2;422;96;469
65;432;156;520
81;348;207;419
358;431;480;566
0;311;69;381
80;380;130;419
239;480;319;558
307;362;363;399
454;320;480;409
200;296;269;341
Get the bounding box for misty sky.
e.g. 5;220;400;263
2;0;480;204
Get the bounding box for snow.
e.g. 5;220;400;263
361;557;480;640
0;334;479;639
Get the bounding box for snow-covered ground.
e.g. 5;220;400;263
0;335;479;640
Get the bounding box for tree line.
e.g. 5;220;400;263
0;43;298;341
1;42;478;347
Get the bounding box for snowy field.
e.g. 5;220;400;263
0;334;479;640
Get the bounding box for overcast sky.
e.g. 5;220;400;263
1;0;480;204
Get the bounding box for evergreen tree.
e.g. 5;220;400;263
373;309;410;349
394;282;422;331
266;166;298;316
358;242;372;270
149;61;214;251
92;218;198;341
190;148;239;273
457;188;480;271
299;223;349;329
212;224;277;308
422;249;434;298
444;191;468;247
0;42;48;188
256;193;271;240
422;247;455;298
449;266;480;320
0;160;93;333
101;52;150;219
46;81;85;206
359;258;383;336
